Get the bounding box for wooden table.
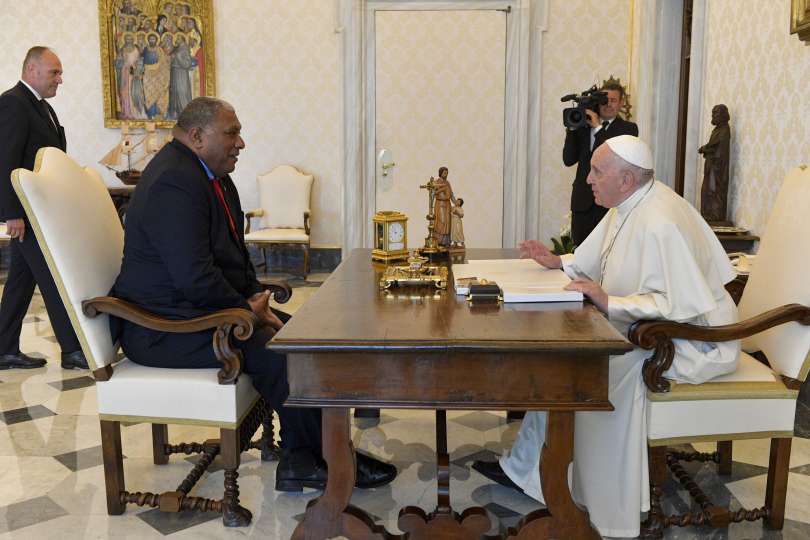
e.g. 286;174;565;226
269;249;632;540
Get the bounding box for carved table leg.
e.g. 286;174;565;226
506;411;600;540
292;408;392;540
397;410;490;539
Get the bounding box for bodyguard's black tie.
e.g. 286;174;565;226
38;100;57;132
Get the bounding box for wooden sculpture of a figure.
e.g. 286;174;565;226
699;104;731;223
432;166;457;247
450;198;465;247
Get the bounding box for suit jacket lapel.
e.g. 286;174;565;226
17;82;65;150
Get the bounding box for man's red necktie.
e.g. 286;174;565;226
211;178;237;236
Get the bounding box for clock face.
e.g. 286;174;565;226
388;222;405;244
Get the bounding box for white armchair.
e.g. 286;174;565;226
11;148;286;527
244;165;313;278
631;166;810;537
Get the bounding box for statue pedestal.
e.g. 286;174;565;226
708;221;759;254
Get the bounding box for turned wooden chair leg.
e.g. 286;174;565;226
100;420;126;515
220;427;252;527
641;445;668;539
260;409;279;461
717;440;733;475
152;424;169;465
302;243;310;278
765;437;792;530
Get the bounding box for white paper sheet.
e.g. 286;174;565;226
453;259;583;303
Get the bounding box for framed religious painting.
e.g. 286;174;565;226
98;0;216;128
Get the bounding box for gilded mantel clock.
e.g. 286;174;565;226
372;211;408;262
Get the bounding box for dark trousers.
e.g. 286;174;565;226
571;204;609;247
118;310;321;453
0;234;80;355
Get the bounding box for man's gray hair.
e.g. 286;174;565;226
176;97;233;132
625;162;654;185
611;152;654;186
22;46;53;73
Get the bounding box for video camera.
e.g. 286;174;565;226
560;85;609;130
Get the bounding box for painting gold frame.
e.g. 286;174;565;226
98;0;216;128
791;0;810;43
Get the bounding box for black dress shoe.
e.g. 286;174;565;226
61;350;89;370
0;352;46;370
355;451;397;489
472;460;523;493
275;448;328;492
275;448;397;492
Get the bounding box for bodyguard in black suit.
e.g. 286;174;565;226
0;46;87;370
111;97;396;491
563;83;638;246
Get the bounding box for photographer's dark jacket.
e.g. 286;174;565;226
563;115;638;213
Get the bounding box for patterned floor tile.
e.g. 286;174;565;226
450;448;501;469
0;495;68;534
52;445;118;472
136;508;221;535
451;411;507;432
727;472;810;525
0;404;56;425
47;376;95;392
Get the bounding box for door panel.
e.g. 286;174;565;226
375;10;506;248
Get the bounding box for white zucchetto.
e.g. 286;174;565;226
605;135;654;170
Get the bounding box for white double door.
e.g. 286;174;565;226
373;7;507;248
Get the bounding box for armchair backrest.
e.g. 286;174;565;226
738;166;810;380
11;148;123;371
256;165;313;230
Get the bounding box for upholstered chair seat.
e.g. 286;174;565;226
11;148;288;527
244;165;314;277
96;360;260;426
245;227;310;243
646;352;797;445
631;165;810;538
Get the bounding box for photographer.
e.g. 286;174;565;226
563;82;638;246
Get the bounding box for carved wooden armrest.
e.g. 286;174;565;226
82;296;258;385
628;304;810;393
244;209;264;234
260;280;292;304
304;210;311;236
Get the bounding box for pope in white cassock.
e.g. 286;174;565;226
473;135;741;538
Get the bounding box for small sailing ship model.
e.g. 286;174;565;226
99;122;168;185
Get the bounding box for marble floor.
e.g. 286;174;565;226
1;273;810;539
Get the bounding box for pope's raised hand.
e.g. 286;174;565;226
518;240;562;269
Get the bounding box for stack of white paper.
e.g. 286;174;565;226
453;259;583;303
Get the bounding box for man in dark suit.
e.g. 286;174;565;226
110;97;396;491
564;82;638;246
0;46;88;370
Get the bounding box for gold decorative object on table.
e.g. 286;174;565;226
379;252;448;290
372;210;409;262
419;166;464;257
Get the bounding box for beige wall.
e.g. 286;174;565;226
0;0;343;246
1;0;639;248
700;0;810;236
539;0;632;242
